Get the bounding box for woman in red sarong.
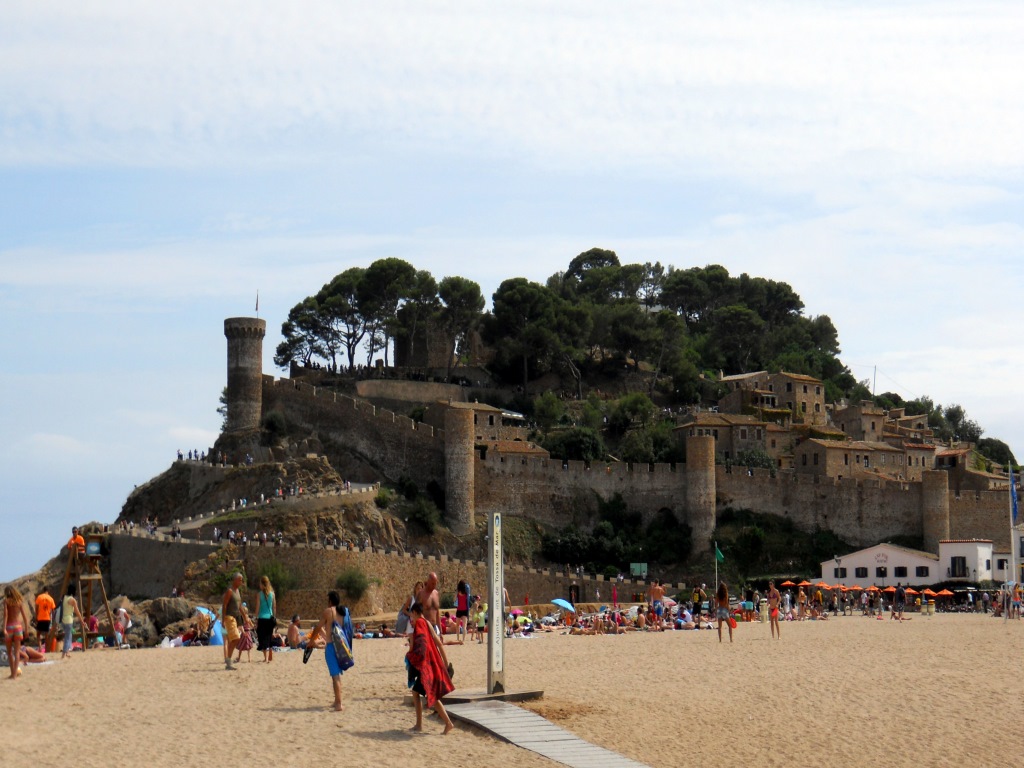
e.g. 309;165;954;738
406;602;455;734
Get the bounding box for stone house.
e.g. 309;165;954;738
717;370;826;426
675;412;771;463
833;400;887;441
794;438;904;478
422;400;530;442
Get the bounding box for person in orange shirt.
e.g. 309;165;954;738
67;527;85;557
34;586;56;652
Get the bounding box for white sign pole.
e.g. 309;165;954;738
487;510;505;694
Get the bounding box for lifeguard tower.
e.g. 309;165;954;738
47;532;119;652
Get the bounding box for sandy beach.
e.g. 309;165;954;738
6;613;1022;767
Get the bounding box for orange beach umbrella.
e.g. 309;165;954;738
797;580;812;587
780;580;796;587
883;586;897;593
921;588;937;597
905;588;919;595
936;589;954;597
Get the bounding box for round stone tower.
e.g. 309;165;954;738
921;469;950;553
686;434;717;557
223;317;266;434
444;407;475;536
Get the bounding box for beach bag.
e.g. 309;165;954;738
331;607;354;671
394;611;410;635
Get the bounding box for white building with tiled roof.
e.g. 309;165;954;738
821;539;995;587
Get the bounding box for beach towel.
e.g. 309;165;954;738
406;617;454;708
331;606;354;672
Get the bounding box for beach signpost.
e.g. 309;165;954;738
487;509;505;694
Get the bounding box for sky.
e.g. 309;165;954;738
1;2;1022;581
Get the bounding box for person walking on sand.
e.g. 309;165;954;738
306;591;353;712
766;581;781;639
221;573;248;670
454;579;470;644
406;602;455;735
417;573;442;633
4;585;32;679
255;575;277;662
716;582;732;643
59;585;86;660
34;586;55;653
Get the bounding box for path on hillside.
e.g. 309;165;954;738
153;482;377;535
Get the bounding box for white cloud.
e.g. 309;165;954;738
2;2;1023;182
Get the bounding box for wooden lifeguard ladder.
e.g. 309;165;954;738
47;533;119;652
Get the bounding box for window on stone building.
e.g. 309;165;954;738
815;386;821;395
833;567;847;578
916;566;930;577
871;421;876;432
741;428;747;440
803;384;808;393
997;559;1007;571
949;556;967;578
864;455;870;468
894;566;907;578
986;559;991;570
875;567;887;578
855;567;868;578
801;401;807;413
802;454;807;466
815;402;821;413
844;454;849;465
813;453;819;466
713;430;719;439
756;428;762;440
786;382;793;392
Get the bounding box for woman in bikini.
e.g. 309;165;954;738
4;585;32;679
716;581;732;643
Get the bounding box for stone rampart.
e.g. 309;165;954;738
243;546;673;619
263;378;446;490
474;454;686;528
948;488;1015;549
716;469;923;547
355;379;465;404
109;534;217;599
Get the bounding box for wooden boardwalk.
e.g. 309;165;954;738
444;700;648;768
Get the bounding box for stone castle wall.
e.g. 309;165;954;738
244;545;662;619
110;535;217;599
474;454;688;529
257;373;1014;555
262;377;446;491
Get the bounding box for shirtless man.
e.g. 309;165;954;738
766;580;781;639
648;580;666;624
416;572;441;633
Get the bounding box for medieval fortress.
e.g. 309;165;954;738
222;316;1014;562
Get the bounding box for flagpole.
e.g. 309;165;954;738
1009;468;1018;622
714;540;718;590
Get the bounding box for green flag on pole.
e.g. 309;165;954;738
715;544;724;563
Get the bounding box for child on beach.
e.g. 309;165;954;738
4;586;32;679
474;601;487;644
235;614;255;662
